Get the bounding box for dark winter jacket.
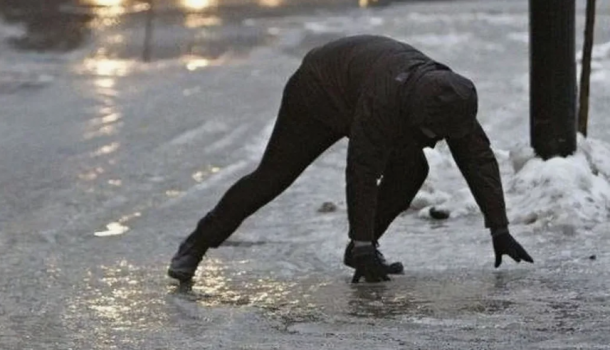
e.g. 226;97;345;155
298;35;509;241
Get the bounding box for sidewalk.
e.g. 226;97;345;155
1;1;609;349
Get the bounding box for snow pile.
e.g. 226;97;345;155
410;147;453;211
412;145;480;219
507;137;610;230
415;136;610;232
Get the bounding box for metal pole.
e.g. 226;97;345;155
578;0;597;137
529;0;577;159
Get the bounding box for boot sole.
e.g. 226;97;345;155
344;261;404;275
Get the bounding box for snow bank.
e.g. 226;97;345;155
507;137;610;230
412;146;479;220
416;136;610;232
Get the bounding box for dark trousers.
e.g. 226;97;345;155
185;71;429;249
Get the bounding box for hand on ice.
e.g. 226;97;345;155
491;227;534;268
350;244;391;283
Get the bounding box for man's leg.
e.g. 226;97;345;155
169;73;343;282
344;147;429;274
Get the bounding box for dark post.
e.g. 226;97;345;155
578;0;597;137
142;0;154;62
529;0;577;159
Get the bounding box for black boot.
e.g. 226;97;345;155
168;212;227;282
343;241;404;274
167;236;208;283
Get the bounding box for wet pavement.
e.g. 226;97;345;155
1;0;610;349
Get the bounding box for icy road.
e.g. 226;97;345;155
1;0;609;349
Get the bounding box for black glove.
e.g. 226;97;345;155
350;244;391;283
491;227;534;268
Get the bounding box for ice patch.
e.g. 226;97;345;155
409;33;472;48
303;15;384;35
165;119;231;147
405;12;524;26
0;67;55;94
0;19;93;93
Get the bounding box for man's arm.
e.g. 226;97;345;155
447;121;533;267
344;76;401;282
446;121;509;229
346;103;392;242
346;68;402;242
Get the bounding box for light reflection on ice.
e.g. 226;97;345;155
186;258;303;309
86;0;125;7
259;0;283;7
181;0;218;11
89;112;121;127
67;260;168;339
177;264;519;324
91;5;127;18
76;0;149;18
79;167;106;181
106;34;126;45
192;166;221;182
94;212;141;237
165;190;183;198
359;0;381;8
182;55;228;71
84;123;122;139
82;58;135;77
95;78;115;89
186;58;210;71
92;142;121;156
94;222;130;237
184;14;222;28
108;179;122;186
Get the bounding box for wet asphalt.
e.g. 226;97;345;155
1;0;610;349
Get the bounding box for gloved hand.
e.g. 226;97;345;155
350;244;391;283
491;227;534;268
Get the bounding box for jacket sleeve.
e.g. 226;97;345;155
446;121;509;229
346;84;398;242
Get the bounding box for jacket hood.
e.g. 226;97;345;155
409;70;478;139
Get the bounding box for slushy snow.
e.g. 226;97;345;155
416;135;610;232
